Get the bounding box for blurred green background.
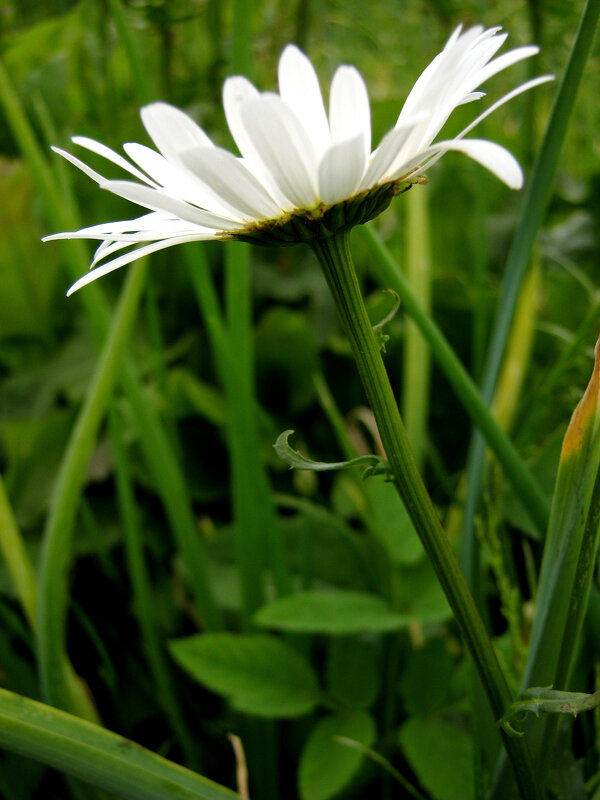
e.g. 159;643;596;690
0;1;599;799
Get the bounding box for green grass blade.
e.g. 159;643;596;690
492;341;600;797
109;0;154;104
360;225;549;535
402;186;432;471
0;688;238;800
0;54;221;632
0;475;37;630
110;409;200;769
461;0;600;585
37;259;147;712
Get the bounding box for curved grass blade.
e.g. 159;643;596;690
461;0;600;587
0;688;238;800
492;338;600;797
37;259;147;712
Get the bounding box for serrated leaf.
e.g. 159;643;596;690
299;711;376;800
254;589;410;634
399;718;474;800
169;633;320;718
274;430;389;476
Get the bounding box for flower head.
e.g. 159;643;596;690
45;25;551;295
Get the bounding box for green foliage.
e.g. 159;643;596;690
399;718;475;800
169;633;321;717
254;589;409;634
326;636;381;710
0;1;599;799
298;711;376;800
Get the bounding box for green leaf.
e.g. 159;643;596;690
362;474;423;565
399;638;454;716
399;718;474;800
274;430;389;476
299;711;376;800
254;589;410;634
326;637;381;710
0;687;237;800
169;633;320;718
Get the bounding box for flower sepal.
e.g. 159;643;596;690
231;179;422;247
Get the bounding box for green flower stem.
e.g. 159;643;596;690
311;231;541;800
360;224;549;536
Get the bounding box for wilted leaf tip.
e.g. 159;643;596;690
562;337;600;458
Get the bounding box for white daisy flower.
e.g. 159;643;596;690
45;25;551;295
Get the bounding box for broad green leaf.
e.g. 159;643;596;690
362;474;423;565
399;638;454;716
169;633;320;718
326;637;381;710
254;589;410;634
0;687;238;800
396;559;452;624
399;718;474;800
299;711;376;800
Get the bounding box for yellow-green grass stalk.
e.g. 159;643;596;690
0;476;37;630
0;687;239;800
402;185;432;472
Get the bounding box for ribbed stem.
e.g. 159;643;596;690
311;231;542;800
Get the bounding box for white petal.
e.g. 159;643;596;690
360;121;422;189
181;146;281;220
100;180;241;229
457;92;486;105
456;75;554;139
241;94;320;209
472;45;540;89
67;234;217;296
140;102;213;164
71;136;155;185
122;141;243;219
318;134;367;205
223;76;292;209
42;212;179;241
278;45;330;157
436;138;524;189
329;66;371;158
51;146;107;185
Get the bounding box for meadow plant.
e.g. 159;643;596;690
0;2;599;800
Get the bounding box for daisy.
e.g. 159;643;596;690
45;25;551;295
